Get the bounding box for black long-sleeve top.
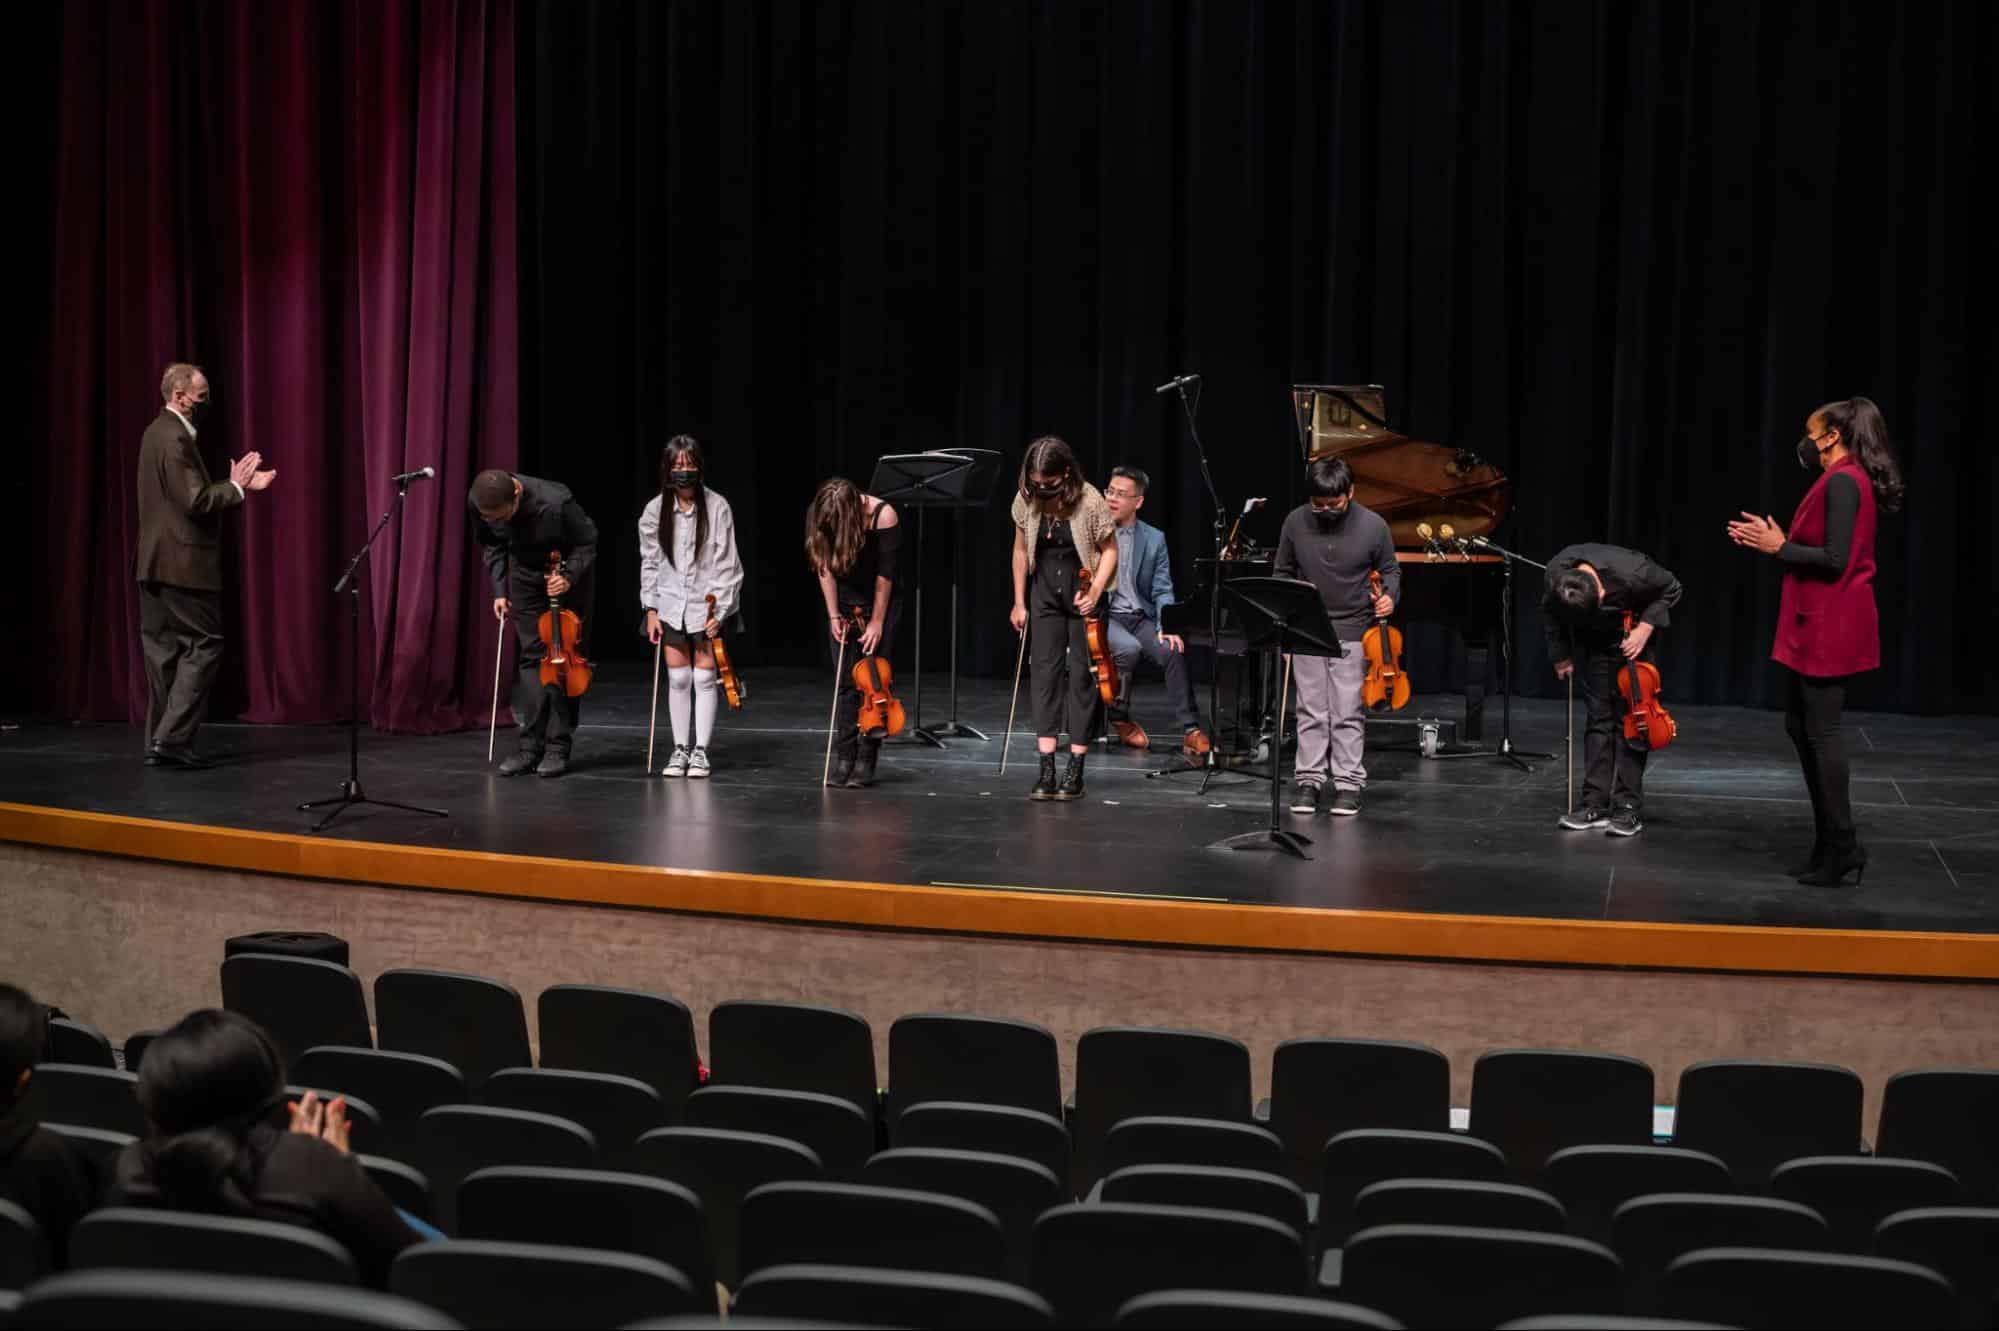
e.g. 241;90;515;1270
0;1112;95;1269
469;474;600;597
1542;543;1682;661
1272;502;1403;642
1776;470;1860;575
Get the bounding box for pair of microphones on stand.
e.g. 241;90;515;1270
1417;521;1479;562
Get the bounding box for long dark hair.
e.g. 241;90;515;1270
806;477;867;576
658;435;710;567
1018;435;1083;515
136;1010;286;1216
1815;397;1905;513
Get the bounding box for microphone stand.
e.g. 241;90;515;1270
1426;534;1553;773
299;477;450;832
1150;377;1265;792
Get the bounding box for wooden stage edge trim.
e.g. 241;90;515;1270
4;803;1995;982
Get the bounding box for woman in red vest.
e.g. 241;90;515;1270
1728;397;1905;887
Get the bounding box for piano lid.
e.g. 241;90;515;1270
1292;384;1510;548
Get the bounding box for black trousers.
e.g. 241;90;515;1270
829;599;902;759
1785;668;1856;847
139;581;223;753
507;571;594;757
1030;545;1101;744
1576;636;1651;812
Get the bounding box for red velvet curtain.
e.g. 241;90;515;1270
36;0;515;732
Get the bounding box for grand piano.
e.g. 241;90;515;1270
1163;384;1511;745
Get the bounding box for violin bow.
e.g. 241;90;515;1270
999;624;1028;775
487;611;507;763
823;633;848;787
646;635;662;771
1565;666;1575;815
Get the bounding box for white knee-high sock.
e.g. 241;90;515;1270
693;668;719;747
667;666;694;748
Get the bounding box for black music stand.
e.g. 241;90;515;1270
867;451;996;748
1209;576;1342;860
1426;535;1554;772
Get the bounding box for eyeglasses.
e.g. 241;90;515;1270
1309;498;1350;511
1105;486;1140;500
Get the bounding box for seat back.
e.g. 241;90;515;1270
1101;1165;1310;1239
1662;1246;1956;1331
357;1155;435;1224
479;1067;666;1163
887;1013;1062;1125
1876;1067;1999;1203
71;1207;358;1285
1318;1128;1508;1249
1030;1202;1307;1328
1353;1178;1567;1234
1268;1038;1451;1190
373;969;529;1092
1469;1049;1654;1183
708;1000;878;1120
1101;1116;1286;1179
14;1269;459;1329
21;1065;144;1137
734;1262;1056;1328
122;1030;161;1074
1072;1027;1253;1193
1341;1223;1623;1329
1610;1192;1830;1315
457;1165;712;1291
627;1126;822;1290
739;1180;1006;1281
1116;1288;1405;1329
1542;1144;1732;1244
1872;1206;1999;1331
220;954;373;1062
894;1101;1070;1184
684;1085;874;1174
1671;1059;1863;1187
1768;1155;1962;1250
46;1019;115;1069
389;1239;699;1328
863;1147;1064;1281
412;1105;597;1232
39;1123;136;1176
536;985;702;1112
292;1046;467;1160
1;1199;44;1292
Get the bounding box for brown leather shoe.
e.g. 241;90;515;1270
1181;728;1213;757
1113;719;1150;750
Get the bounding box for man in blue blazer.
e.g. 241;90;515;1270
1102;467;1211;756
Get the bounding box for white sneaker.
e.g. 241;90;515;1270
662;746;690;778
687;747;711;779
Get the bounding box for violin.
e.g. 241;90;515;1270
1078;566;1120;709
846;609;904;738
705;593;746;708
1617;611;1677;751
537;552;592;697
1360;569;1410;712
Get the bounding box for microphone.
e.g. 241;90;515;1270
1439;523;1471;561
392;466;436;484
1415;522;1445;562
1154;373;1201;395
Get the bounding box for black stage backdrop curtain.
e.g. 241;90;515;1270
518;0;1994;716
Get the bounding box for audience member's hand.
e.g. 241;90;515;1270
288;1088;352;1155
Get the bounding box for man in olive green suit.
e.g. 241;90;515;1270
135;362;276;767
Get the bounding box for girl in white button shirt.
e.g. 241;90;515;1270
639;437;745;777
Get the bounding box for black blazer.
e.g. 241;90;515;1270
135;410;242;591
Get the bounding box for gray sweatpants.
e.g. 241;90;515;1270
1292;644;1367;791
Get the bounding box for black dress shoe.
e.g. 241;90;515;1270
1786;839;1828;877
1799;841;1867;887
536;751;570;778
497;750;541;777
151;747;212;770
143;752;165;767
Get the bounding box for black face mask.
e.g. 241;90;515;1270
1027;477;1067;499
187;397;210;423
1795;435;1833;472
669;470;701;488
1312;503;1350;527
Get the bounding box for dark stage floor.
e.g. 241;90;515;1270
4;670;1995;936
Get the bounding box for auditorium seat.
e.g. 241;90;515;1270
733;1262;1056;1328
358;1155;435;1224
1662;1246;1955;1331
1468;1049;1655;1184
411;1105;596;1232
374;969;530;1092
1871;1206;1999;1331
120;1029;160;1074
45;1018;114;1069
1071;1027;1254;1193
886;1013;1063;1126
1101;1164;1311;1240
1768;1155;1962;1250
70;1208;358;1285
220;953;373;1062
1100;1115;1287;1182
292;1046;467;1161
893;1101;1071;1184
738;1181;1007;1281
708;1000;879;1122
1116;1288;1405;1329
1541;1144;1732;1244
536;984;702;1111
390;1239;700;1328
457;1166;712;1291
1610;1192;1831;1314
1316;1129;1508;1251
1032;1202;1307;1326
13;1269;458;1329
683;1086;873;1175
21;1065;144;1137
1670;1059;1864;1187
478;1067;666;1165
1338;1224;1622;1328
1875;1067;1999;1203
1351;1179;1567;1235
861;1147;1063;1282
39;1123;135;1175
626;1126;822;1291
1265;1038;1451;1191
1;1199;43;1291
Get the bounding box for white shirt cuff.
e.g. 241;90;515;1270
231;481;245;499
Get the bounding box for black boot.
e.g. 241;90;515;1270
1798;839;1867;887
1055;752;1086;801
847;739;881;788
1029;755;1059;801
1786;838;1829;878
828;745;857;788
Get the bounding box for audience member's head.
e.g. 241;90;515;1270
1;983;47;1113
135;1009;287;1214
